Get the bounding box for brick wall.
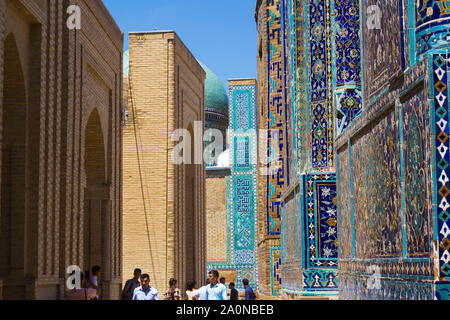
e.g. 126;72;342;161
0;0;123;300
123;31;206;297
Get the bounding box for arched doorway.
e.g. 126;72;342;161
83;109;108;277
0;33;27;297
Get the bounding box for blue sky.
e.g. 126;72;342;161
103;0;258;90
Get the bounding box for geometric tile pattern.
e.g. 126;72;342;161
278;0;450;300
335;54;445;299
279;0;306;285
284;0;297;179
279;1;298;296
235;249;254;265
282;0;296;183
234;176;254;252
267;0;289;236
234;136;250;171
237;269;257;290
335;43;450;299
433;53;450;281
294;0;308;174
229;84;258;276
303;270;337;291
280;0;339;296
300;172;338;294
207;81;259;291
270;247;282;296
231;86;256;133
234;92;250;130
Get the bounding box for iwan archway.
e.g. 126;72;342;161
83;108;110;294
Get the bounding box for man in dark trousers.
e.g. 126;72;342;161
229;282;239;300
242;278;256;300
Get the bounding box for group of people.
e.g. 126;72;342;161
64;266;102;300
122;269;256;301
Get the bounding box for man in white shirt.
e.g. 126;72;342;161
132;274;160;300
205;270;227;300
193;279;210;300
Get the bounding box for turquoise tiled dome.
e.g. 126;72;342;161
198;61;229;116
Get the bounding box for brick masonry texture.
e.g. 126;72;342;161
0;0;123;300
206;173;228;263
123;31;206;297
255;0;282;296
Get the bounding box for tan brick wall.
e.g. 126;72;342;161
206;173;228;263
228;78;257;87
123;31;206;297
0;0;123;300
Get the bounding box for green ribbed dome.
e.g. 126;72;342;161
198;61;229;116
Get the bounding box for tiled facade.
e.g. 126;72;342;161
262;0;450;300
277;0;340;297
336;0;450;300
206;79;259;291
0;0;123;299
255;0;285;297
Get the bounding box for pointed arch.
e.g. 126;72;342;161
83;108;108;273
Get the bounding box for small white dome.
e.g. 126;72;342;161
216;149;230;168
